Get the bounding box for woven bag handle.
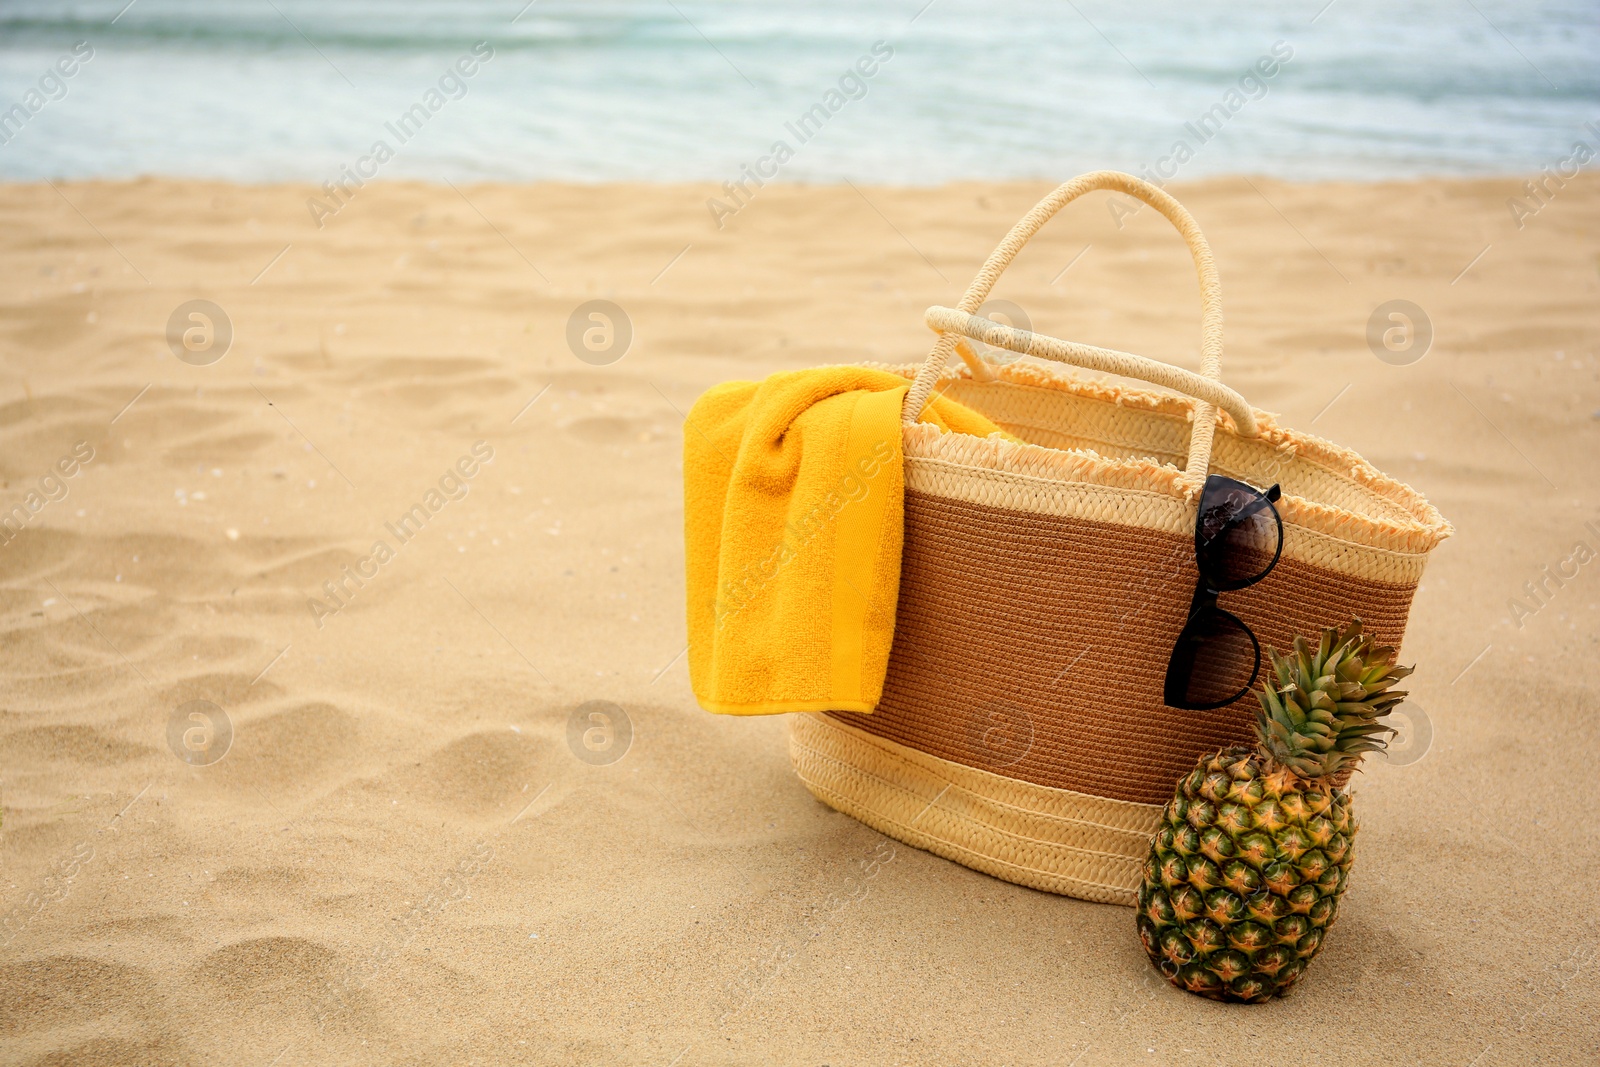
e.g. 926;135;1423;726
903;170;1260;486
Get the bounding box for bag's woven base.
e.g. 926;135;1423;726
789;712;1162;905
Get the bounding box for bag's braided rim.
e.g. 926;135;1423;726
905;455;1427;586
931;368;1420;526
979;361;1439;529
887;361;1451;561
789;712;1162;906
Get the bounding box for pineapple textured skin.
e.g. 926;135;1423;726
1139;619;1407;1002
1135;747;1355;1003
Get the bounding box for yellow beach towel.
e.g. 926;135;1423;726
684;366;1007;715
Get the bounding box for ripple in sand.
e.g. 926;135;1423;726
191;935;340;1012
0;723;152;767
224;701;360;791
405;728;549;816
0;954;152;1036
562;415;660;446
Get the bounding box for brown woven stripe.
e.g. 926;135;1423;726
829;488;1418;806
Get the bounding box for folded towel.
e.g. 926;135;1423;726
684;366;1007;715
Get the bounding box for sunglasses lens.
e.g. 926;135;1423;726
1168;607;1259;709
1197;478;1280;589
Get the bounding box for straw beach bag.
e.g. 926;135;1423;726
788;171;1450;906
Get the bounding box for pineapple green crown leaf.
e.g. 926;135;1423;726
1254;618;1411;781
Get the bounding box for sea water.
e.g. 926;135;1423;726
0;0;1595;182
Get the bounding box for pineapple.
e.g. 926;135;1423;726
1136;619;1411;1002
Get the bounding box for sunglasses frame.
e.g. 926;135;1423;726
1163;475;1284;711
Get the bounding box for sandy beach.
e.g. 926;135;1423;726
1;175;1597;1065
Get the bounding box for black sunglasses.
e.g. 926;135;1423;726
1163;475;1284;711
